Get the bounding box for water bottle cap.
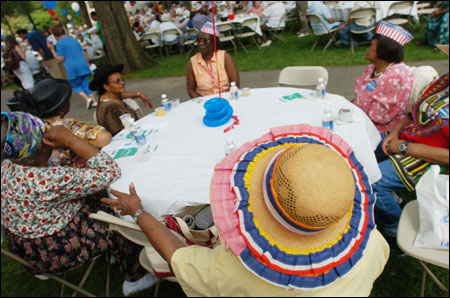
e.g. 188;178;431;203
318;77;324;83
161;94;167;98
230;82;236;87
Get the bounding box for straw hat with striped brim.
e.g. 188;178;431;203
211;124;376;291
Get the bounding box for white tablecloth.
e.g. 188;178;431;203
217;15;263;36
102;87;381;221
328;1;419;23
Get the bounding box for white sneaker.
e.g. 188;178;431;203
92;101;98;108
122;273;158;297
260;40;272;47
34;274;50;280
297;32;310;38
86;98;93;110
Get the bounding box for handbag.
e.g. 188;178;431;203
143;204;220;279
414;165;449;250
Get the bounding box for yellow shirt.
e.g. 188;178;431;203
171;229;389;297
190;50;230;97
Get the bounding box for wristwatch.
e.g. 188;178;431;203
133;208;146;222
398;141;411;155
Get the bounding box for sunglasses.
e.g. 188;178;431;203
197;37;212;44
108;77;125;84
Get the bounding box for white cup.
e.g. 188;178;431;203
338;108;354;123
119;113;131;130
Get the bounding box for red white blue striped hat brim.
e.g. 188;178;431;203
201;22;220;37
210;124;376;291
376;20;413;46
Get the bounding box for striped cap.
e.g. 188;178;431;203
376;20;413;46
201;22;220;37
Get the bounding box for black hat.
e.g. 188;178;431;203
7;79;72;118
89;64;124;91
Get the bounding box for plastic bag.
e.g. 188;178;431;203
414;165;449;250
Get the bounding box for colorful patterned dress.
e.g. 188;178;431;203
1;152;146;280
354;63;413;133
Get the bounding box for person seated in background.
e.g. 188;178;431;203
89;64;153;136
308;1;344;43
1;111;156;297
336;1;376;48
102;126;389;297
353;21;414;141
6;78;112;166
133;21;145;38
160;13;185;52
424;1;449;48
259;1;286;47
192;4;212;31
75;30;95;61
187;22;240;98
247;1;266;15
3;35;35;90
372;44;449;240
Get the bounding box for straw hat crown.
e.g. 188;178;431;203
272;144;355;228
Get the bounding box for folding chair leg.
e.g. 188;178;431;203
238;39;248;54
311;37;320;52
153;279;161;297
231;40;237;55
351;36;355;54
419;260;449;296
71;259;97;297
252;36;260;49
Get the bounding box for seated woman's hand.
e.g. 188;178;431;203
42;125;75;148
382;133;399;156
139;92;154;108
71;155;87;168
102;183;144;217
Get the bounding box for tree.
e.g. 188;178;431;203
15;1;37;30
1;1;17;34
92;1;155;74
78;1;92;28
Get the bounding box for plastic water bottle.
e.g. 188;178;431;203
134;124;146;145
224;138;236;156
322;108;334;131
316;77;326;100
230;82;240;101
129;118;136;138
161;94;171;111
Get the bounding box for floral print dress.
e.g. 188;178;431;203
1;152;146;281
354;62;413;133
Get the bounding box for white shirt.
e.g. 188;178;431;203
262;2;286;28
160;21;180;43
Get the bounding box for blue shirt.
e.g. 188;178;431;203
27;31;54;60
55;36;91;80
308;2;335;34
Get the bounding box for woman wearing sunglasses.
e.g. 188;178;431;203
187;22;240;98
89;64;153;136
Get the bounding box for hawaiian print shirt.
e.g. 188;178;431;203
354;62;413;133
1;152;121;239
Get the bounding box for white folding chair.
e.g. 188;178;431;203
268;11;287;43
397;201;449;297
140;32;163;58
348;7;377;54
235;17;261;54
123;98;145;117
278;66;329;88
306;13;339;53
217;22;237;54
386;1;414;25
184;28;200;58
407;65;439;112
161;28;182;56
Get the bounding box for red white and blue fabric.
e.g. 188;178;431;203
211;124;376;291
376;20;413;46
201;22;220;37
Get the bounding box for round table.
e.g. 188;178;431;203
102;87;381;221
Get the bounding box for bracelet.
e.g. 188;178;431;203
137;92;141;98
133;208;146;222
